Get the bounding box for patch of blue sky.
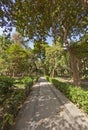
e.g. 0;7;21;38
0;27;3;35
0;27;53;48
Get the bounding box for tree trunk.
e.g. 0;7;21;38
51;68;55;78
68;48;80;86
62;26;80;86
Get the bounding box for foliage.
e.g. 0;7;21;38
0;76;14;94
70;35;88;79
0;34;40;77
0;36;12;50
21;76;33;96
4;43;37;77
33;77;39;83
2;89;26;130
49;78;88;113
12;32;29;48
33;40;49;75
2;113;14;130
71;34;88;58
0;36;13;75
0;1;88;40
33;40;48;61
1;76;35;130
45;75;49;81
3;90;26;116
0;0;88;85
45;43;70;77
12;32;23;44
21;76;33;86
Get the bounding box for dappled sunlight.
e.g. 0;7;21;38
33;83;40;87
12;77;88;130
20;108;87;130
39;96;57;102
40;82;50;85
25;115;69;130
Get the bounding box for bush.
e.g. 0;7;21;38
49;78;88;114
1;113;14;130
33;77;38;84
20;77;33;96
0;76;14;94
0;96;3;104
45;76;49;81
3;90;26;117
2;89;26;130
1;76;34;130
21;76;33;86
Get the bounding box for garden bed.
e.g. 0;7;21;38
0;76;38;130
46;76;88;115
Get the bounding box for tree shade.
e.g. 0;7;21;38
0;0;88;85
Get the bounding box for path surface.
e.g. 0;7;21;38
12;77;88;130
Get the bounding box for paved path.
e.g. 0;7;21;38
12;77;88;130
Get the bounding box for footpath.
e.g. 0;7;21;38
11;77;88;130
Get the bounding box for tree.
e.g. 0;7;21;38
33;40;49;75
0;36;40;77
5;43;30;77
0;35;12;50
12;33;23;44
12;32;29;48
0;0;88;85
71;34;88;79
45;43;64;77
0;35;13;75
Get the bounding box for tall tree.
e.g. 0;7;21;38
0;35;12;75
33;40;49;75
0;0;88;85
45;43;64;77
12;32;29;48
71;34;88;79
5;43;29;77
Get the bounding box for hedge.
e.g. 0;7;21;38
0;76;35;130
48;77;88;114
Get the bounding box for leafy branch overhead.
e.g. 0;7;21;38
0;0;88;40
0;0;88;85
71;34;88;58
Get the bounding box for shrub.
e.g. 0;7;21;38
21;76;33;86
33;77;38;83
2;89;26;130
3;90;26;117
1;113;14;130
49;78;88;114
45;76;49;81
20;77;33;96
0;96;3;104
0;76;14;94
1;76;34;130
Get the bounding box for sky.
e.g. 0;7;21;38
0;26;81;49
0;27;3;35
0;27;53;48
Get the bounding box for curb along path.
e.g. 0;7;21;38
12;77;88;130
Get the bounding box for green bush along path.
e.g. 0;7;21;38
0;76;34;130
11;77;88;130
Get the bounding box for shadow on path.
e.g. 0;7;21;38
11;77;88;130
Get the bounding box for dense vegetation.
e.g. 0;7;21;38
0;33;88;130
0;34;39;130
0;75;36;130
0;0;88;85
46;76;88;114
0;1;88;129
